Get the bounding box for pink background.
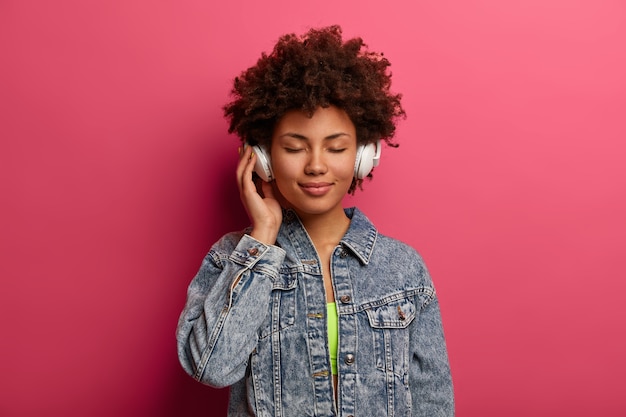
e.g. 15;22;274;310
1;0;625;416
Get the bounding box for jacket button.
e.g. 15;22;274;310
344;353;355;365
339;295;351;304
247;248;259;256
397;305;406;320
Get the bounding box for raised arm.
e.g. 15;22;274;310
177;145;287;387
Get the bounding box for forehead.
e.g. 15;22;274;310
273;106;356;138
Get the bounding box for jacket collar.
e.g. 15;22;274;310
340;207;377;265
281;207;378;266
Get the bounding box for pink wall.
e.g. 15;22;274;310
1;1;625;416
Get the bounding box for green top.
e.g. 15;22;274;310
326;302;338;375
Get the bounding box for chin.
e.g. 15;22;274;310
291;200;344;217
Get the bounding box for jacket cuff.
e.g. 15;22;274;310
228;234;286;278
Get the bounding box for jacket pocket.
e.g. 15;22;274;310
365;295;416;378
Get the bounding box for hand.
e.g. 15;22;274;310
236;146;283;245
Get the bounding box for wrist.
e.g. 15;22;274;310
249;227;278;246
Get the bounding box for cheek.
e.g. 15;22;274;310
332;158;356;179
272;159;297;181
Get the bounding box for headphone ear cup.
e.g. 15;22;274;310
251;144;273;182
354;140;381;179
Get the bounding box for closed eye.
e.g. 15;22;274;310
328;148;347;153
284;147;305;153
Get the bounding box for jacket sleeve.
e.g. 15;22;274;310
176;232;286;388
410;292;455;416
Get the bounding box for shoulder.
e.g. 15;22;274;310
375;233;422;260
346;229;436;307
374;234;436;306
347;207;428;273
373;233;429;277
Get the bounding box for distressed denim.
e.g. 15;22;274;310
177;207;454;416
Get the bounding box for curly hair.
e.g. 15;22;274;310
223;25;405;191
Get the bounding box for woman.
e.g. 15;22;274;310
177;25;454;416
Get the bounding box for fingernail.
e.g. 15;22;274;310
238;146;242;156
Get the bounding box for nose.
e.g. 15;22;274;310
304;149;327;175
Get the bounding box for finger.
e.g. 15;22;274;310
242;151;257;188
236;146;254;191
236;144;252;169
240;156;262;205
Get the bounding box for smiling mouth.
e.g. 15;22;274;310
299;182;333;196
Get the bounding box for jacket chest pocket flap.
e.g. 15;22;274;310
365;296;416;329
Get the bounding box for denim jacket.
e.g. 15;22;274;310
177;207;454;416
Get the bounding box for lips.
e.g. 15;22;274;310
299;182;333;196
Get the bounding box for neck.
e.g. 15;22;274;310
296;207;351;248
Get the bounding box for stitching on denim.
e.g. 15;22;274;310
193;304;230;381
338;287;434;315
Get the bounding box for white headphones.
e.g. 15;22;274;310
249;140;381;182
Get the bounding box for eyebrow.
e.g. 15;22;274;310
278;132;351;141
